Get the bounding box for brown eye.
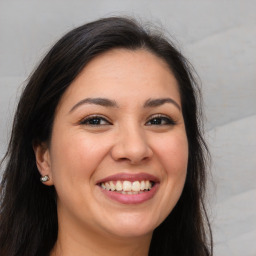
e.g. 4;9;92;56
80;116;111;126
146;115;176;126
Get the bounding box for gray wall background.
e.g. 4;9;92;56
0;0;255;255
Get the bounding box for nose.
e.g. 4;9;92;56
110;124;153;164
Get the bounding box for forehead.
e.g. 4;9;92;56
77;48;175;85
57;48;181;111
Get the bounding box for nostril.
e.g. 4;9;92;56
110;134;153;164
116;157;129;162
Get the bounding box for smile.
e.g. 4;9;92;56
97;173;159;204
100;180;154;194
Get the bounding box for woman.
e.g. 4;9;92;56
0;17;212;256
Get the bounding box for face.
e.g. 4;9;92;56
35;49;188;241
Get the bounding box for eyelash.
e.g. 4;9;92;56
79;115;111;126
79;114;176;127
146;114;176;126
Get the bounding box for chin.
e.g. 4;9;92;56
101;213;159;239
110;226;153;239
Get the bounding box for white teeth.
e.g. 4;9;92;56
105;182;110;190
109;181;115;191
116;181;122;191
145;180;150;190
123;181;132;192
140;180;145;190
132;181;140;192
100;180;154;193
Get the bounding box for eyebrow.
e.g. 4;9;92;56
69;97;181;113
69;97;118;113
144;98;181;110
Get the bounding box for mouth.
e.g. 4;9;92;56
96;173;159;204
99;180;155;194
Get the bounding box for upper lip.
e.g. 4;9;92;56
96;172;159;184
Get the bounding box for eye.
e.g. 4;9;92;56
146;114;176;126
79;115;111;126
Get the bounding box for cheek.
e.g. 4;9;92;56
155;131;188;176
149;131;188;225
48;131;112;212
50;132;110;180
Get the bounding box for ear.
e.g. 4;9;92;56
33;142;54;186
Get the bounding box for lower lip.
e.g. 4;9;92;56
99;183;159;204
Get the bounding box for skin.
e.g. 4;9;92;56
34;49;188;256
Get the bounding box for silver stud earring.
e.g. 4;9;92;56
40;175;50;183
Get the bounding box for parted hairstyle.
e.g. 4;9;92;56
0;17;212;256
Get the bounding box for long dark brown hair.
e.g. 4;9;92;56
0;17;212;256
